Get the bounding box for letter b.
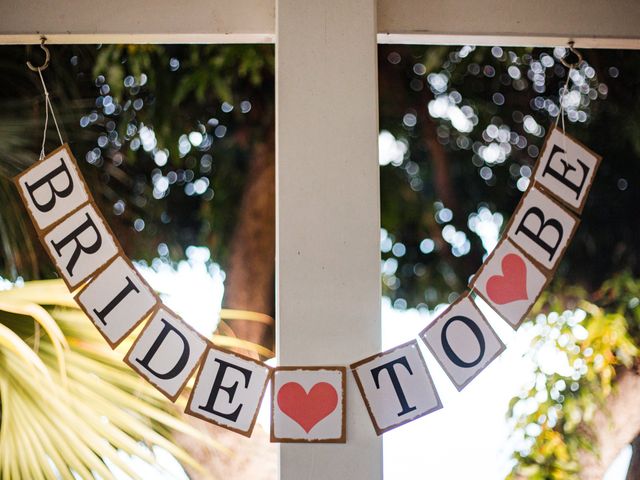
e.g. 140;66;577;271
24;158;75;213
515;206;564;262
507;187;577;270
15;149;89;231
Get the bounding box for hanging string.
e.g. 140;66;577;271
555;41;583;134
36;67;64;158
27;37;64;159
555;66;573;133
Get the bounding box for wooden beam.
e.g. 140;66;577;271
0;0;274;44
377;0;640;49
3;0;640;48
276;0;382;477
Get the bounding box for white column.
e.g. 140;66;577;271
275;0;382;479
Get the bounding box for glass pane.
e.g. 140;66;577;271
379;44;640;479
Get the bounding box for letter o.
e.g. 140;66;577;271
441;315;486;368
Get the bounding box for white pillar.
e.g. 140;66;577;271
275;0;382;478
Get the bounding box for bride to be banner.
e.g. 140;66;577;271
13;125;601;443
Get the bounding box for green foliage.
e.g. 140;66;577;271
0;279;221;480
0;46;98;280
508;273;640;479
378;45;640;309
0;44;274;279
2;44;640;311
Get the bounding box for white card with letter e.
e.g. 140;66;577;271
186;346;271;437
534;127;601;212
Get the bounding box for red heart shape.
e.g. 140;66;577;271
486;253;528;305
277;382;338;433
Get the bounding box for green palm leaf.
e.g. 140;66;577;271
0;279;222;480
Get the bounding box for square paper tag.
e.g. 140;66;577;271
186;345;272;437
14;145;90;231
271;366;346;443
420;295;505;391
125;307;207;401
470;239;549;329
74;256;159;347
505;186;579;272
351;340;442;435
42;203;121;290
533;126;602;213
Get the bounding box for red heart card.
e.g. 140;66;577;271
277;382;338;433
486;253;528;305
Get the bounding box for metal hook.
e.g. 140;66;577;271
560;41;583;69
26;36;50;72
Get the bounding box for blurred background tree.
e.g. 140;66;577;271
377;44;640;478
0;44;276;479
0;44;276;353
1;43;639;478
507;275;640;480
378;45;639;308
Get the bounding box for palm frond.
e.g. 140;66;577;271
0;279;221;480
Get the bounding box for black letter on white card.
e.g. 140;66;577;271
515;207;563;261
541;144;589;201
135;318;190;379
197;359;253;422
92;276;140;326
24;159;75;213
441;316;486;368
370;356;417;417
50;213;103;275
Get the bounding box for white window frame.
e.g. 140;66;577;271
2;1;639;478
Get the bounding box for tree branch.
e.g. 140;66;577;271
217;122;275;356
578;367;640;479
626;435;640;480
421;110;459;213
